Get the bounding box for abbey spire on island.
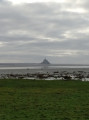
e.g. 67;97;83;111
41;58;50;65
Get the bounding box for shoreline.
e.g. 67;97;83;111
0;68;89;81
0;67;89;74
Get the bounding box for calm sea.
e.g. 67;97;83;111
0;63;89;74
0;63;89;69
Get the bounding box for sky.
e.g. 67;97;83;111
0;0;89;63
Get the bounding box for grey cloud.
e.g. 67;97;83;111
0;1;89;63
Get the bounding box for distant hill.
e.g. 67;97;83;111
41;58;50;64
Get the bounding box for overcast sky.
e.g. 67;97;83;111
0;0;89;63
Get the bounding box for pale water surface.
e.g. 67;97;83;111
0;63;89;74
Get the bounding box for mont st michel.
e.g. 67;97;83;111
0;0;89;119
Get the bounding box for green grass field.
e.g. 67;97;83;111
0;79;89;120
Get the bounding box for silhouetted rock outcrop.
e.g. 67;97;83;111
41;58;50;64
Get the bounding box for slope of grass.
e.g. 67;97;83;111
0;79;89;120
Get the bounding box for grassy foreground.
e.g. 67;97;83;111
0;79;89;120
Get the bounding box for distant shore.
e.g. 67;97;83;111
0;67;89;74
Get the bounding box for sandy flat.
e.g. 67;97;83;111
0;68;89;74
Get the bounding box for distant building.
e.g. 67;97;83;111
41;58;50;65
